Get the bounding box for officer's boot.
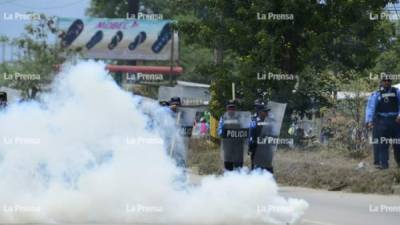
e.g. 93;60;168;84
266;167;274;174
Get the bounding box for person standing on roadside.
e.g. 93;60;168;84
365;76;400;169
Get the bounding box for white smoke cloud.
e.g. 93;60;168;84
0;60;308;224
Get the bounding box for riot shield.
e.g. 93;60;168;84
266;101;287;136
169;107;199;167
176;107;198;137
220;111;251;163
252;101;287;169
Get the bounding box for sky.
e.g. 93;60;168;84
0;0;91;61
0;0;91;38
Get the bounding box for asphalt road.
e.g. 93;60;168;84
187;172;400;225
4;174;399;225
279;186;400;225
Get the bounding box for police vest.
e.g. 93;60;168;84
376;87;399;114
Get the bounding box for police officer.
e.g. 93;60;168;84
249;99;266;168
249;103;275;173
159;100;170;107
218;100;246;171
169;97;181;114
365;76;400;169
252;99;264;119
167;97;187;167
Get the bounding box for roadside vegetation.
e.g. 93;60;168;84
188;139;400;195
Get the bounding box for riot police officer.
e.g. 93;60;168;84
168;97;187;167
218;100;250;171
249;103;276;174
169;97;181;114
249;99;266;168
159;100;170;107
365;76;400;169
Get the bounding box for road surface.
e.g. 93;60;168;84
4;173;399;225
280;186;400;225
188;172;400;225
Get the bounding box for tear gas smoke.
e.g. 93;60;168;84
0;61;308;224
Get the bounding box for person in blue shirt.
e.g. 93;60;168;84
365;76;400;169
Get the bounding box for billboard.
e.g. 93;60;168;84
57;17;179;61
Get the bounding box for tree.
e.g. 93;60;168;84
174;0;397;117
0;15;72;99
87;0;397;118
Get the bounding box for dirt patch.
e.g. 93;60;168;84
187;139;400;194
275;149;400;194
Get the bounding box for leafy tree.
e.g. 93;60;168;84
87;0;398;118
174;0;397;117
0;15;72;99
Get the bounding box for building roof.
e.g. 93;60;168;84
176;80;210;88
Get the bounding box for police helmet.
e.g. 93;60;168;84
169;97;181;106
254;99;267;111
159;100;170;106
226;99;237;110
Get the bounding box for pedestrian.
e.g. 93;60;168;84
199;117;209;136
